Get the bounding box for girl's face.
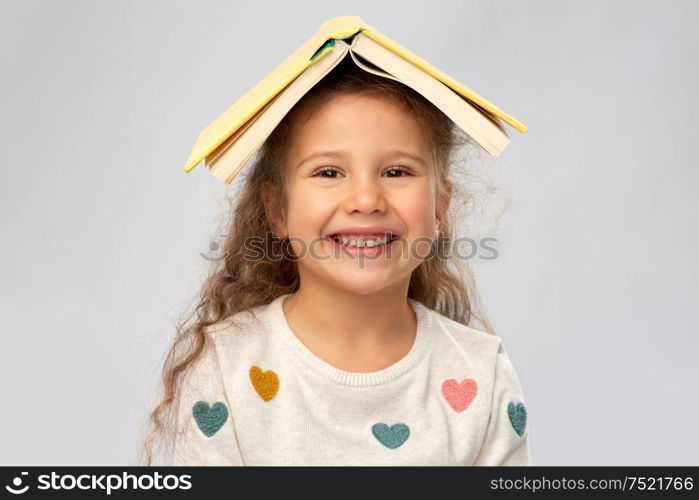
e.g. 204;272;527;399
269;93;447;297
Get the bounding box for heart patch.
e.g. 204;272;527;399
249;365;279;401
192;401;228;437
372;422;410;449
441;377;478;412
507;401;527;436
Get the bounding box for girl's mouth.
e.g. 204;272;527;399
324;233;401;257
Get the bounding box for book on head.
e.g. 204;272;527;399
183;15;527;184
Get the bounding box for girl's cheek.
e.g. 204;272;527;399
402;195;437;232
286;205;331;238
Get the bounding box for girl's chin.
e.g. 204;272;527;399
324;269;411;294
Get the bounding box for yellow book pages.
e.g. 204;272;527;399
183;15;526;174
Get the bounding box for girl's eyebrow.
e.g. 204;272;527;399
297;150;347;169
296;149;427;169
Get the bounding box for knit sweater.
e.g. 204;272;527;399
170;293;531;466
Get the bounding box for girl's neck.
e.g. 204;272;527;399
281;284;417;370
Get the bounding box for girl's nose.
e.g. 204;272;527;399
342;175;387;213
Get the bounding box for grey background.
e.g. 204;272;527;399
1;0;697;465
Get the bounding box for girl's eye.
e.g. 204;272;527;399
311;166;414;178
313;166;342;178
384;166;413;177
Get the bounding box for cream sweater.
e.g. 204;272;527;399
169;293;532;466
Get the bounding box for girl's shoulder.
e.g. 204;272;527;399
425;304;502;350
203;301;273;346
425;304;529;420
422;303;522;376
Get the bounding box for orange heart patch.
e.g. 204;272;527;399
249;365;279;401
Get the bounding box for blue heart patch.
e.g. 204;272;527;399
192;400;228;437
372;422;410;449
507;401;527;436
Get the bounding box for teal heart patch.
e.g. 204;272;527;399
507;401;527;436
192;400;228;437
372;422;410;449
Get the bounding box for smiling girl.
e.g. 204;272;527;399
140;56;531;466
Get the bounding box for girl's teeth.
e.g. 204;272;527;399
333;235;393;247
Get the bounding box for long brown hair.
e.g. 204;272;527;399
138;55;502;465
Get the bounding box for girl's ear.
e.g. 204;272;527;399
260;182;288;239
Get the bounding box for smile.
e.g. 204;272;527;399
324;233;401;256
329;233;398;247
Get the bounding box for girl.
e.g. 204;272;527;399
140;56;531;466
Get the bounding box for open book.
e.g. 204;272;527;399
183;16;527;184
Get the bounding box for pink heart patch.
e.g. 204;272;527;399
441;378;478;412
